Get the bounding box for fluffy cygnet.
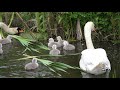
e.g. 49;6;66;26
63;41;75;50
25;58;39;70
0;35;12;44
56;36;65;46
48;38;62;48
49;44;60;55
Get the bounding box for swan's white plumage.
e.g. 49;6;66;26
80;48;111;75
0;34;2;39
0;22;24;34
79;21;111;75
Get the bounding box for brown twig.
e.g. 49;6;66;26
15;12;30;30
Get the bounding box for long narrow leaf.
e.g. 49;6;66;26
37;44;50;50
11;35;32;47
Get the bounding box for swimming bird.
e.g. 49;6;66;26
79;21;111;75
63;41;75;50
0;22;24;35
0;35;12;44
49;44;60;55
56;36;64;46
48;38;62;48
0;34;2;39
25;58;39;70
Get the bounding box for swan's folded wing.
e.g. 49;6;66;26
80;48;110;71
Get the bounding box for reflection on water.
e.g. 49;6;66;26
81;70;110;78
0;39;119;78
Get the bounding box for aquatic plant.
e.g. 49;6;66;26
16;54;80;76
11;35;32;47
37;58;79;76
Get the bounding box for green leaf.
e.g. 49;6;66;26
37;44;50;50
37;58;79;74
30;47;41;53
37;59;53;66
50;66;68;73
11;35;32;47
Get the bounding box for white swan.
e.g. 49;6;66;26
49;44;60;55
79;21;111;75
0;34;2;39
0;43;3;54
25;58;39;70
0;35;12;44
0;22;24;35
63;41;75;50
48;38;62;48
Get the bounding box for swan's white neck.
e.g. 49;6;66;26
0;22;10;32
84;22;94;49
0;22;18;34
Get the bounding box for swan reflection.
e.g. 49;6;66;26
81;70;110;78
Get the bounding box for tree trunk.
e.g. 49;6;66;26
76;19;83;41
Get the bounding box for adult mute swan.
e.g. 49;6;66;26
0;22;24;35
79;21;111;75
25;58;39;70
0;34;2;39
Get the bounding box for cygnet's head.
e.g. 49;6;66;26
85;21;95;31
52;44;57;49
63;41;69;46
7;35;12;40
0;43;2;48
32;58;38;63
57;36;62;41
49;38;54;42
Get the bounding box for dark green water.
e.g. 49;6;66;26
0;39;119;78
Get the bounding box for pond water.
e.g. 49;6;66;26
0;39;120;78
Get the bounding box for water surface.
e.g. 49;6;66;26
0;39;119;78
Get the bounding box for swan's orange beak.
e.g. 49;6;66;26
17;27;24;33
19;29;24;33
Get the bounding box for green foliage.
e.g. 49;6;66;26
8;12;15;27
15;54;80;76
2;12;120;40
37;43;50;50
63;12;120;41
11;35;32;47
2;12;120;41
35;58;80;76
10;35;49;53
